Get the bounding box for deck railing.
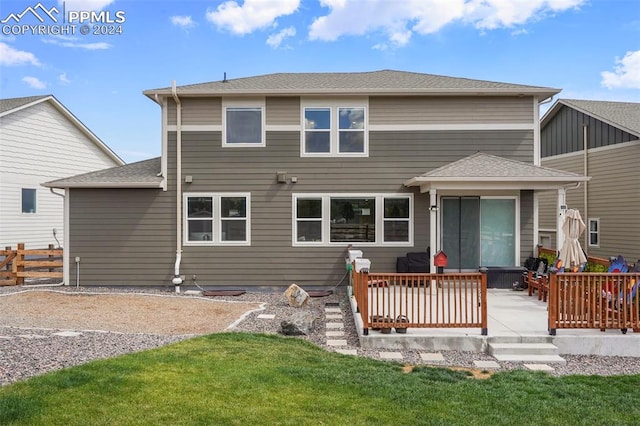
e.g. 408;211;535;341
0;243;63;286
352;269;487;335
548;272;640;334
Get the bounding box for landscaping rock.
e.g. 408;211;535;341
280;311;316;336
284;283;310;308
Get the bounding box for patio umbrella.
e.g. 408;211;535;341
558;208;588;270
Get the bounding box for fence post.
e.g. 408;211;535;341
15;243;25;285
48;243;54;272
548;271;557;335
479;268;488;335
3;246;10;272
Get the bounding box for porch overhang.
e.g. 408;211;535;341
404;177;590;192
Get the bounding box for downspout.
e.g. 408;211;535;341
583;124;589;249
24;188;67;287
171;81;183;292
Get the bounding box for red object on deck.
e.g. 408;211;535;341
434;250;448;268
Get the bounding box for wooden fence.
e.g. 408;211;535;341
0;243;63;286
548;272;640;334
352;269;488;335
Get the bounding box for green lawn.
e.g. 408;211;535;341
2;333;639;425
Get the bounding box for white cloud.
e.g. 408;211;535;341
309;0;585;47
58;72;71;85
43;37;111;50
266;26;296;48
206;0;299;35
601;50;640;89
171;15;195;29
0;42;41;66
58;0;115;11
22;76;47;89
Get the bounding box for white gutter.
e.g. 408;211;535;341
583;124;589;249
171;81;183;291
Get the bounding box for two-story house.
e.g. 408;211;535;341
538;99;640;261
0;95;123;249
45;70;588;288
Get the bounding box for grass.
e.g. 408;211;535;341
2;333;640;425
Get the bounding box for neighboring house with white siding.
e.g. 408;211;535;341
538;99;640;262
0;95;123;249
45;70;588;288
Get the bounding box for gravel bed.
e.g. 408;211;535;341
1;285;640;387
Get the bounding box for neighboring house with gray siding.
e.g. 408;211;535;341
0;95;123;249
538;99;640;262
45;70;588;288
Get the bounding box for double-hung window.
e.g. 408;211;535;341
302;100;367;156
223;99;265;147
294;194;411;246
588;218;600;247
185;193;250;245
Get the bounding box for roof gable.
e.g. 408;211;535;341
144;70;559;99
542;99;640;137
0;95;124;166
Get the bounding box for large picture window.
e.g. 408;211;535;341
302;102;367;156
185;193;250;245
293;194;412;246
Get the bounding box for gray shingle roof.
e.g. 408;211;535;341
0;95;50;114
558;99;640;136
44;157;162;188
144;70;559;98
404;152;589;189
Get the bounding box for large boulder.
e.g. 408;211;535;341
284;283;310;308
280;311;316;336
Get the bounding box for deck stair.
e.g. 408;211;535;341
488;341;566;364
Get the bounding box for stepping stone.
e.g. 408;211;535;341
18;334;48;339
326;314;342;319
53;331;82;337
473;360;501;369
524;364;555;371
335;349;358;356
0;336;13;340
325;307;341;313
325;331;344;337
327;340;348;346
257;314;276;319
420;353;445;362
379;352;404;360
326;322;344;329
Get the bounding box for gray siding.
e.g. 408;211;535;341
370;96;533;124
540;143;639;260
68;188;175;286
520;190;534;262
167;98;222;126
266;97;299;125
541;105;637;157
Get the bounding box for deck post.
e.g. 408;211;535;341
480;268;488;335
548;270;557;335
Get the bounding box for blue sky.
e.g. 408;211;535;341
1;0;639;163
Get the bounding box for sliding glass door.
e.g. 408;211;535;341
442;196;516;271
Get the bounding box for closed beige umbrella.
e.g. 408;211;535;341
558;208;588;270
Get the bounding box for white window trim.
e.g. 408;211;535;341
588;218;600;247
292;193;413;247
222;98;266;148
300;98;369;158
184;192;251;246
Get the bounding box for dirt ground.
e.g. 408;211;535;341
0;291;263;335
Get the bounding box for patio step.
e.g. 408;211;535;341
489;343;566;364
489;343;559;356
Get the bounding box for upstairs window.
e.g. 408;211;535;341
223;100;265;147
21;188;36;214
302;102;367;157
588;218;600;247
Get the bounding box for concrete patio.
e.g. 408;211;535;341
350;288;640;357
